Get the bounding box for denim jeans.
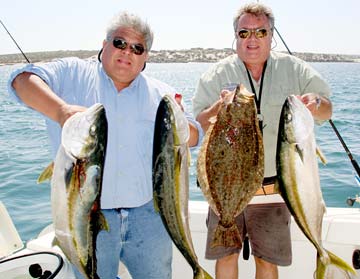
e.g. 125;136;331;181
74;199;172;279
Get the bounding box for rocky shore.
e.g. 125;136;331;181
0;48;359;65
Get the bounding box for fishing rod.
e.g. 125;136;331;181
274;26;360;178
329;119;360;177
0;19;30;63
274;27;293;56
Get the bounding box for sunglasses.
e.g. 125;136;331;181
237;28;268;39
112;38;146;55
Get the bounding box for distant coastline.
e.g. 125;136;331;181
0;48;359;65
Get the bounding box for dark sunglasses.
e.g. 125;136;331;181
112;38;146;55
237;28;268;39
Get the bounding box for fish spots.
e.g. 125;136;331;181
197;86;264;248
225;127;239;146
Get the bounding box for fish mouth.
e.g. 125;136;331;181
287;95;303;110
86;103;104;114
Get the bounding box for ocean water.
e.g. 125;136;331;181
0;61;359;242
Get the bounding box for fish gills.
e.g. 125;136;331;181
153;95;213;279
276;95;355;278
197;84;264;248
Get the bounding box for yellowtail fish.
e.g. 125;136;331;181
153;95;213;279
197;84;264;248
276;95;356;278
39;103;108;279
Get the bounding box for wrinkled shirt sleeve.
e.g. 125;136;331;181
7;60;71;105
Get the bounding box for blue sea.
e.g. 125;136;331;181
0;61;359;243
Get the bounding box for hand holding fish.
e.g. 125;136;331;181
173;93;200;147
174;93;184;111
196;89;236;132
220;89;235;105
297;93;333;121
58;103;87;127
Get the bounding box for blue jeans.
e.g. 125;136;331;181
74;200;172;279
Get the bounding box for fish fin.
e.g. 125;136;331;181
316;250;356;278
295;144;304;162
51;236;60;247
327;250;356;276
187;146;191;167
37;162;54;184
153;194;160;213
194;266;214;279
211;223;241;248
316;146;327;165
98;211;110;232
208;116;217;124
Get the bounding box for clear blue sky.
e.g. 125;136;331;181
1;0;359;55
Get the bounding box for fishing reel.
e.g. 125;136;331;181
29;263;52;279
346;195;360;207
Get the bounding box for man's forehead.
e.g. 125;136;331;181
238;13;269;25
112;27;144;40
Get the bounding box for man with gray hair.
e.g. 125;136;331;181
9;11;202;279
193;2;332;279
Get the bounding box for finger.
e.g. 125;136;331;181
175;93;182;103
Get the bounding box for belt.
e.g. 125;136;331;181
255;184;278;196
255;176;278;196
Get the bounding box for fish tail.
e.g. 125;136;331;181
194;266;214;279
211;223;241;248
316;250;356;278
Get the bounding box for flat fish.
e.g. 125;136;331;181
197;84;264;248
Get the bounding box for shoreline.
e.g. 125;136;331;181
0;48;359;65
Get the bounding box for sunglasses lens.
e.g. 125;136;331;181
112;38;145;55
255;29;267;38
131;44;145;55
113;38;127;50
238;28;268;39
238;29;250;39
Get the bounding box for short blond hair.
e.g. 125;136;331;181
233;3;275;32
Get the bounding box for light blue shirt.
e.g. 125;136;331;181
8;57;203;209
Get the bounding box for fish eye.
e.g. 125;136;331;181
286;113;292;122
89;124;97;136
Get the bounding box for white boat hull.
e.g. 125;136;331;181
1;201;360;278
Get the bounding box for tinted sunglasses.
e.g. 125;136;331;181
237;28;268;39
112;38;146;55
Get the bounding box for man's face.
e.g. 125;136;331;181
235;13;272;66
101;27;148;90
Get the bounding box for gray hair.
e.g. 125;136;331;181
233;3;275;32
105;11;154;51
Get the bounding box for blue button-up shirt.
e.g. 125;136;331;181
8;57;203;209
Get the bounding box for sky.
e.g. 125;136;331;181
1;0;359;56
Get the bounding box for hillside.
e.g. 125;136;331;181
0;48;359;65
